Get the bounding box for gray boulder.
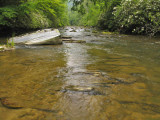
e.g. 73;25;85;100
9;29;62;45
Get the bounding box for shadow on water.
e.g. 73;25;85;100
0;26;160;120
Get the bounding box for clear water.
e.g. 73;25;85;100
0;27;160;120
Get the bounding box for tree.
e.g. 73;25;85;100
0;0;69;35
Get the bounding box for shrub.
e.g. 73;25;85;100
0;6;17;27
113;0;160;36
97;0;122;31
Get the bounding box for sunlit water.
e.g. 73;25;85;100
0;27;160;120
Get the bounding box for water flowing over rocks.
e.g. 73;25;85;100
1;26;160;120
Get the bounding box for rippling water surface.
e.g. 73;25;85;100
0;27;160;120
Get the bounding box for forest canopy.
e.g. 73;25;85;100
0;0;68;34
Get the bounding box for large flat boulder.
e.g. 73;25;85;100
9;29;62;45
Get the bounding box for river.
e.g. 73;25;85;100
0;26;160;120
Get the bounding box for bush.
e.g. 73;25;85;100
97;0;122;31
0;6;17;27
113;0;160;36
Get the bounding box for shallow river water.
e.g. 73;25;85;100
0;27;160;120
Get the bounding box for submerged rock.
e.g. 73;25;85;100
0;97;57;113
9;29;62;45
0;97;23;109
66;86;94;92
60;86;105;95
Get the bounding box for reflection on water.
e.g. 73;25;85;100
0;27;160;120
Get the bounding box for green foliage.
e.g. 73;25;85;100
6;38;14;48
0;0;21;7
69;0;102;26
81;3;102;26
0;0;69;32
113;0;160;35
6;38;10;47
68;10;81;25
11;39;14;47
71;0;160;36
0;6;17;26
98;0;122;30
1;0;159;36
70;0;121;28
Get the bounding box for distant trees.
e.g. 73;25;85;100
68;0;102;26
71;0;160;36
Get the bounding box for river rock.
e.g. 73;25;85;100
68;86;94;92
9;29;62;45
62;86;94;93
60;85;105;95
70;30;76;32
0;97;23;109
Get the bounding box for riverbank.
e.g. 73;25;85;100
0;45;15;52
